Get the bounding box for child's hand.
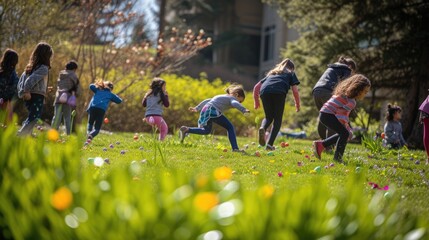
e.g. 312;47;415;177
23;92;31;101
244;109;250;116
348;130;353;141
254;101;260;109
295;104;300;112
188;107;197;112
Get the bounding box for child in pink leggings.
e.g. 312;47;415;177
142;78;169;140
419;93;429;165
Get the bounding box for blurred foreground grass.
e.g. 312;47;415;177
1;119;428;239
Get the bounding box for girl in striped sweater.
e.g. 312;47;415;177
313;74;371;163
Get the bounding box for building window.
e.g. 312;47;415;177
263;25;276;62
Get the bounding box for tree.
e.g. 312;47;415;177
264;0;429;147
0;0;75;49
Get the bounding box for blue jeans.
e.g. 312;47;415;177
87;107;105;138
188;115;239;150
18;93;44;136
51;104;72;135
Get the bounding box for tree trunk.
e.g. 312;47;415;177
404;45;429;149
158;0;167;40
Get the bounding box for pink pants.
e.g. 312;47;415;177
423;118;429;159
145;116;168;141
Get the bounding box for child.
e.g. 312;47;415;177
179;84;250;151
0;49;19;123
17;42;53;136
313;74;371;162
382;104;406;149
142;78;169;141
312;56;357;141
51;60;80;135
419;92;429;165
86;80;122;141
253;58;300;150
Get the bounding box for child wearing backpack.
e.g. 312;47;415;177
51;60;80;135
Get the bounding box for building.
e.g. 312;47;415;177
180;0;298;89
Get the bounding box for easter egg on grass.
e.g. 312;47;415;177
104;118;109;124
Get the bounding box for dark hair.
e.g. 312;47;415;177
0;49;19;76
385;104;401;121
147;78;166;103
65;60;78;70
25;42;53;74
225;84;245;99
338;56;357;72
334;74;371;99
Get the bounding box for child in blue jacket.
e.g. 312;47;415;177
86;80;122;141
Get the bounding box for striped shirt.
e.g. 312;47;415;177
320;95;356;131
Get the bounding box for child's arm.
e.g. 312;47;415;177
111;94;122;104
384;123;399;143
161;92;170;107
89;84;97;93
253;81;262;109
142;97;147;107
291;85;300;112
231;100;248;114
23;65;48;91
195;98;211;111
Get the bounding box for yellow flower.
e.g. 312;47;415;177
194;192;218;212
47;129;59;142
196;174;209;188
260;184;274;199
51;187;73;211
214;166;233;181
252;171;260;175
300;150;305;154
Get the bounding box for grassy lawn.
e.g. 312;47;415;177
82;130;429;216
1;124;428;239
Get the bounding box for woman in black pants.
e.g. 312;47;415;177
253;58;300;150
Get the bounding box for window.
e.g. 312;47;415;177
263;25;276;62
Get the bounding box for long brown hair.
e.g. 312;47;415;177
0;49;19;76
266;58;295;76
333;74;371;99
25;42;53;74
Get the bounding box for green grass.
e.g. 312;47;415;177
81;130;429;215
1;122;429;239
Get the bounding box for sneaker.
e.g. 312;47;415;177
233;149;249;155
179;126;188;143
265;144;275;151
313;140;325;160
258;128;266;146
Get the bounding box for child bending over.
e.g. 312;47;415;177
179;84;250;151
